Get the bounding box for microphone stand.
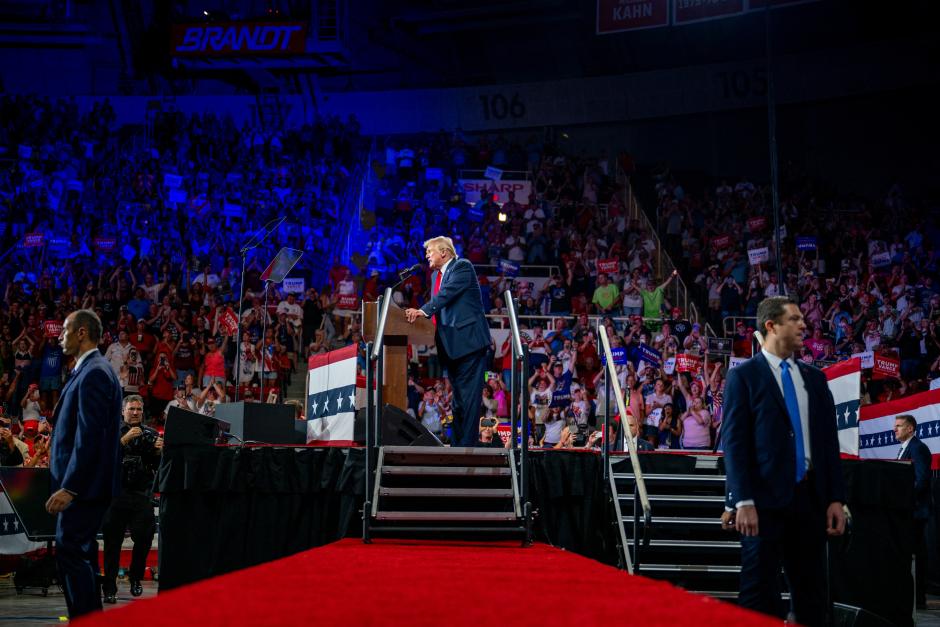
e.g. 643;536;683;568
260;280;272;403
388;265;422;295
234;217;285;401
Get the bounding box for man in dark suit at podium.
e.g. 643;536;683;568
723;296;845;627
894;413;932;609
405;236;490;447
45;310;123;618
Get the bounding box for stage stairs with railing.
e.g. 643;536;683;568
367;446;529;541
610;452;768;600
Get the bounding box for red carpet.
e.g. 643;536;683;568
78;539;780;626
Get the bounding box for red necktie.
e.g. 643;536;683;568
432;271;442;326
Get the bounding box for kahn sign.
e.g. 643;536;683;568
171;21;306;56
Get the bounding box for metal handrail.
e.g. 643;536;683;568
597;324;651;531
619;175;716;338
503;288;532;545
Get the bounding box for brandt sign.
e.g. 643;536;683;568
171;21;306;56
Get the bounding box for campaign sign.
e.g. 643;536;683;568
282;278;305;294
796;236;818;251
676;353;703;373
748;247;770;265
23;233;45;248
747;216;767;232
663;357;677;375
851;351;874;369
43;320;63;339
873;353;900;380
637;343;662;367
870;252;891;268
467;205;485;222
712;234;732;249
484;166;503;181
601;346;628;366
219;307;240;336
729;356;747;369
337;294;359;310
597;258;619;275
93;236;117;252
707;336;732;355
499;259;520;277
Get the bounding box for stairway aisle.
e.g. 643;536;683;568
611;453;750;599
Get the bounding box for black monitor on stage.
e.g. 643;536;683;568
0;467;57;541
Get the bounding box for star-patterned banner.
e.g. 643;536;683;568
860;388;940;469
306;345;360;444
823;358;861;457
0;493;46;555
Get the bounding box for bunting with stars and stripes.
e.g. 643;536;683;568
0;491;45;555
306;344;360;445
859;388;940;470
823;357;861;457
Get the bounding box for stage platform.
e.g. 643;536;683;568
154;445;915;624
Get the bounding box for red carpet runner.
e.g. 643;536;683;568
78;539;779;626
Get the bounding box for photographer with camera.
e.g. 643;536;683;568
101;395;163;604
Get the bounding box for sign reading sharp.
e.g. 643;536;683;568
171;22;307;56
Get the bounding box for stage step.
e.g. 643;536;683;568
375;511;519;522
619;494;726;504
379;487;514;498
369;445;525;541
639;563;741;574
610;454;748;600
382;465;512;477
644;539;741;550
614;473;725;484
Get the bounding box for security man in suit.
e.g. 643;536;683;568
722;296;845;627
46;309;123;618
405;236;491;447
894;413;932;609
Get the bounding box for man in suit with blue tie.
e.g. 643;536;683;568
45;309;123;618
723;296;846;627
405;236;491;447
894;413;932;609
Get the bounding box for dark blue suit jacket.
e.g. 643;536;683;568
420;258;490;361
50;350;123;501
901;436;932;520
723;352;845;511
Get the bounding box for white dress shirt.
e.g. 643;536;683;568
760;348;812;471
437;257;454;287
72;347;99;373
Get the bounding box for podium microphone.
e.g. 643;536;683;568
398;263;422;278
390;264;423;292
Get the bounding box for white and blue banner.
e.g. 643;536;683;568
306;344;360;445
823;357;861;457
860;388;940;469
0;492;45;555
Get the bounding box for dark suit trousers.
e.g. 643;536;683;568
102;493;156;593
441;347;487;447
56;499;110;618
739;478;829;627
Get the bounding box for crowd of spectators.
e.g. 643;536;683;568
3;95;936;456
0;95;365;462
652;163;940;406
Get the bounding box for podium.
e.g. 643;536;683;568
362;300;435;411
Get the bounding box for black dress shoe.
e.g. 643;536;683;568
130;580;143;597
103;593;117;604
